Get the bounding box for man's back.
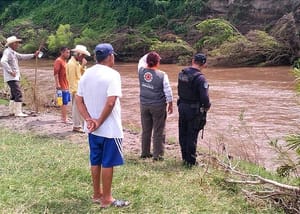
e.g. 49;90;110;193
77;64;123;138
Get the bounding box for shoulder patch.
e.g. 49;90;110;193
203;82;209;89
144;72;153;82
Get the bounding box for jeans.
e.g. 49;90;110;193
7;80;23;102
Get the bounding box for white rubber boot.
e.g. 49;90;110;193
8;100;15;116
14;102;28;117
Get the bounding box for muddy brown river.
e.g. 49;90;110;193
19;60;300;170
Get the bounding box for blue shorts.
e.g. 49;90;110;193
62;90;71;105
88;134;124;168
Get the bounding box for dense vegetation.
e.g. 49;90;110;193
0;0;209;60
0;0;299;65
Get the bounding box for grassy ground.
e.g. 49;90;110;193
0;128;283;214
0;76;7;104
0;98;8;105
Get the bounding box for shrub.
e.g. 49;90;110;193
74;28;99;52
150;38;194;64
47;24;73;54
195;18;237;50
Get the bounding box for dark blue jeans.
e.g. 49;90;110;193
7;80;23;102
178;103;204;165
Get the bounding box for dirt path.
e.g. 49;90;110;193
0;104;152;157
0;101;179;160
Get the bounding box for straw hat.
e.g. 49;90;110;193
5;36;22;46
71;45;90;56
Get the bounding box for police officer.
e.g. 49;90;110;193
177;53;211;166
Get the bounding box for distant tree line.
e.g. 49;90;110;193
0;0;299;66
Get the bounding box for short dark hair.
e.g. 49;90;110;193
60;46;69;53
95;51;107;62
146;51;161;68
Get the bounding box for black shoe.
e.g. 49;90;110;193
153;156;164;161
183;161;198;168
140;154;153;159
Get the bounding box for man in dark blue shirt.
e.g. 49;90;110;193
177;53;211;166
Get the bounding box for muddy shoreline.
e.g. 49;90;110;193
1;61;299;171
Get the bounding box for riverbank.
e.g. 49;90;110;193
0;104;145;160
1;61;299;171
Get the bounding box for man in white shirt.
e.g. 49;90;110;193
1;36;39;116
76;43;129;208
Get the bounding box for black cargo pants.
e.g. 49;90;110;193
178;102;205;165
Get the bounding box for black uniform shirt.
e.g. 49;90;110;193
178;67;211;109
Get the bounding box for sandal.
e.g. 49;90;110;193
101;199;130;208
72;127;84;133
92;198;101;204
61;120;73;125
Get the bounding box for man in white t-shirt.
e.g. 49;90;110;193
76;43;129;208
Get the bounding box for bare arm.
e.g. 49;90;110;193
167;101;173;114
53;60;61;89
76;95;117;132
54;74;61;89
93;96;117;131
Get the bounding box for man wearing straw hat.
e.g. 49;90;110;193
1;35;40;117
67;45;90;133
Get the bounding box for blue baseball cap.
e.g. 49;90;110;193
94;43;116;61
194;53;207;65
95;43;116;57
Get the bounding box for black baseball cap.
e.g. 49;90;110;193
194;53;207;65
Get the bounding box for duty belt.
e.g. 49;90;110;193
181;102;201;108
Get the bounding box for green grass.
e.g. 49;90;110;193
0;99;8;105
0;75;4;87
0;128;283;213
166;136;177;145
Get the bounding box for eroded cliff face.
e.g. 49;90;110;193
207;0;300;33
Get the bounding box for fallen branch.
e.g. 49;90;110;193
221;159;300;193
252;175;300;192
228;178;299;195
226;179;261;185
202;153;300;213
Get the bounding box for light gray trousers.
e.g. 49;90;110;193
72;93;83;128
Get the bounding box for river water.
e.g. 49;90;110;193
20;60;300;170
